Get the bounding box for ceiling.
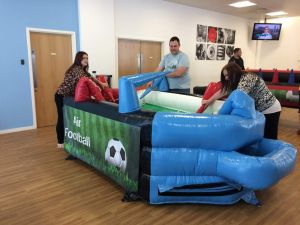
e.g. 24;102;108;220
164;0;300;20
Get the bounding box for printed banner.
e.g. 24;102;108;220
64;105;141;192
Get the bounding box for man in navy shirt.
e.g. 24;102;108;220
228;48;245;70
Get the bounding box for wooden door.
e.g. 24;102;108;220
140;41;161;73
30;32;72;127
118;39;140;77
118;39;162;78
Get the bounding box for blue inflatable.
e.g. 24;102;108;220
119;72;297;205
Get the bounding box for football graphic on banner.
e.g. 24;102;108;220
105;138;127;172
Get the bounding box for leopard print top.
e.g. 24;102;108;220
56;65;91;96
237;72;276;112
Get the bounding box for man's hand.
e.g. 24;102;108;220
146;82;153;88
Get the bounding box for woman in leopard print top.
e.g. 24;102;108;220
56;64;91;96
202;63;281;139
55;51;106;147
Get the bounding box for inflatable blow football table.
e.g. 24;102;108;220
63;72;297;206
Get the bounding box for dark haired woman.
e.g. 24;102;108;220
202;62;281;139
55;51;106;148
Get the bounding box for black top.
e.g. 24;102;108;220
229;56;245;70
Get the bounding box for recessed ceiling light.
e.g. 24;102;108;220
229;1;256;8
266;11;288;16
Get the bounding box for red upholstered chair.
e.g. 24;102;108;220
272;69;279;84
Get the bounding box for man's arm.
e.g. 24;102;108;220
166;53;189;78
155;66;164;72
166;66;187;78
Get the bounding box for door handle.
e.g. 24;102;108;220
137;53;141;73
140;53;144;73
31;49;38;89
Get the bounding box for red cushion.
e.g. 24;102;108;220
74;77;104;102
97;75;108;84
196;81;222;113
74;77;90;102
111;88;119;100
96;75;119;102
102;87;115;102
272;69;279;84
87;79;105;102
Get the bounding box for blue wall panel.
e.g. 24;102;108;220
0;0;79;131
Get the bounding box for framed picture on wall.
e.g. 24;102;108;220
225;29;236;44
216;45;225;60
195;24;236;61
196;24;207;42
206;44;217;60
208;26;217;43
225;45;235;60
195;43;206;60
217;28;225;44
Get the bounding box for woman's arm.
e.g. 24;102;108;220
90;76;108;90
201;89;227;106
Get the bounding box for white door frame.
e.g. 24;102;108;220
26;27;76;129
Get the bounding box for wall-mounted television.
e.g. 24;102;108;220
252;23;282;40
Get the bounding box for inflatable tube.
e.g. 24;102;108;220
152;91;265;151
152;112;264;150
119;71;169;113
138;90;223;114
218;139;297;189
149;139;297;190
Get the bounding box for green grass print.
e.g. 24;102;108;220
64;106;139;192
270;90;287;101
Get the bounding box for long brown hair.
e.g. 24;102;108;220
220;62;243;93
66;51;89;74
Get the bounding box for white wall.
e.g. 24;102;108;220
79;0;300;88
78;0;116;80
254;16;300;70
79;0;255;87
115;0;255;86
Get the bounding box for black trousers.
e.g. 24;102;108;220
169;88;190;95
264;111;281;140
55;92;64;144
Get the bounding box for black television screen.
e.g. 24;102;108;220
252;23;282;40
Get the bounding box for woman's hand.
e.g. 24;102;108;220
91;76;108;90
201;99;210;106
99;81;108;89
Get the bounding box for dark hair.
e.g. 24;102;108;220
169;36;180;45
233;48;241;54
220;62;243;93
66;51;89;74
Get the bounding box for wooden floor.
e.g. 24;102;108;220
0;108;299;225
